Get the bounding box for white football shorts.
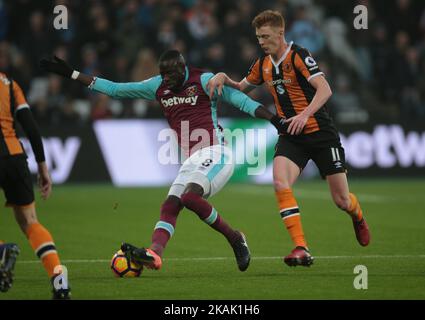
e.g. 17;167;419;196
168;144;234;198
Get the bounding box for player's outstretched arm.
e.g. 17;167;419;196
219;84;288;134
202;73;288;134
40;56;94;86
255;106;289;134
40;56;159;100
207;72;253;99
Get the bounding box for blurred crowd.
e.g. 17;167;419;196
0;0;424;126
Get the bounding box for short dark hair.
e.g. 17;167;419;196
159;50;184;63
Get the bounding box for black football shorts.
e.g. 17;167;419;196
274;131;347;178
0;155;35;206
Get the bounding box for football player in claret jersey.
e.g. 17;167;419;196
0;73;70;299
40;50;288;272
208;10;370;267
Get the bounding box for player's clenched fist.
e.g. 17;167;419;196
270;115;289;134
40;56;74;78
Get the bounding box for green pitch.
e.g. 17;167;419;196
1;180;424;300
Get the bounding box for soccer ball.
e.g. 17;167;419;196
110;250;143;278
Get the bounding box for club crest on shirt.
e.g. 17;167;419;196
283;63;292;73
185;85;197;97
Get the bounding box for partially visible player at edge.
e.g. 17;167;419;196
40;49;288;272
0;73;70;299
207;10;370;267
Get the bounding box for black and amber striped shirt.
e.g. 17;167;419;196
0;72;29;157
245;42;336;135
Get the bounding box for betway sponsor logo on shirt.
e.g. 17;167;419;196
161;96;198;107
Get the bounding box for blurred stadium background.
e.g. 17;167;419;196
1;0;424;184
0;0;424;300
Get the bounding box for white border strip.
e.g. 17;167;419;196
243;77;260;87
15;103;30;113
307;72;324;82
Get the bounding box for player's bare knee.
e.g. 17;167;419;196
13;206;38;233
334;195;351;211
21;216;38;232
273;179;290;192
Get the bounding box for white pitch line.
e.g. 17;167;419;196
230;185;423;204
17;254;425;264
231;186;388;203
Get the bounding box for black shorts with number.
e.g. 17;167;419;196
0;154;34;206
274;130;347;179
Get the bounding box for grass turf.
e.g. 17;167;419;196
1;179;424;299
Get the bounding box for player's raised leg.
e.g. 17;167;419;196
13;204;70;299
181;183;250;272
123;145;250;271
121;195;183;270
151;195;183;257
181;145;250;271
273;156;314;267
327;173;370;246
121;181;249;271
